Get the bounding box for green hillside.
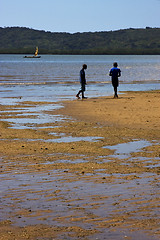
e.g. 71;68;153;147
0;27;160;54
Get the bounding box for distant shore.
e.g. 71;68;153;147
1;27;160;55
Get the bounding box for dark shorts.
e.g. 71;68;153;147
81;83;85;92
112;78;119;88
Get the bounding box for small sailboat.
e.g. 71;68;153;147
24;47;41;58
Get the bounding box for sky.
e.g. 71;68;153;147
0;0;160;33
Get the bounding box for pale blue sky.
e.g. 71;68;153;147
1;0;160;33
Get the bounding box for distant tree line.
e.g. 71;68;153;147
0;27;160;54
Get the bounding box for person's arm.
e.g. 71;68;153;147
84;72;86;84
118;69;121;77
109;69;112;76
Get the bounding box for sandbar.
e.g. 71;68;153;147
0;90;160;240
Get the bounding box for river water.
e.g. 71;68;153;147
0;54;160;103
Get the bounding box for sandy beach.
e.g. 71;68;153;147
0;90;160;240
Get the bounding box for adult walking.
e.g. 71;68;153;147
76;64;87;99
109;62;121;98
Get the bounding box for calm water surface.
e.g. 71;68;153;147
0;54;160;102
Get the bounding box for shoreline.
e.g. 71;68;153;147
0;89;160;240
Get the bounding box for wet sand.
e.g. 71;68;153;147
0;90;160;240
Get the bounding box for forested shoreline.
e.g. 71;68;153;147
0;27;160;54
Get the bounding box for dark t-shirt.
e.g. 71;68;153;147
80;69;86;84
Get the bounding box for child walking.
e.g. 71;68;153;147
76;64;88;99
109;62;121;98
